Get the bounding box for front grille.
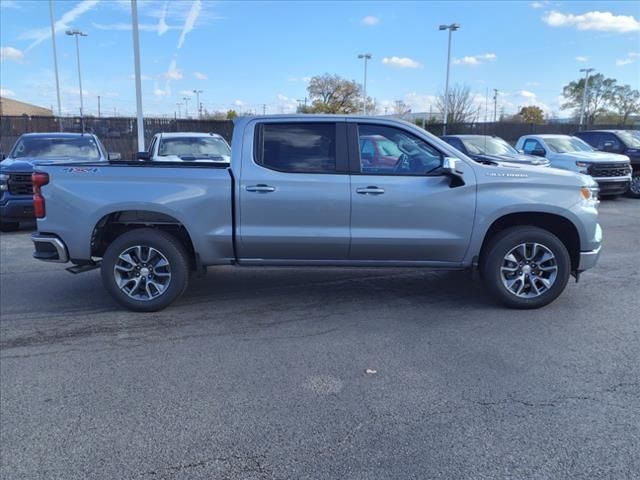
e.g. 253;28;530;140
588;163;631;178
8;174;33;195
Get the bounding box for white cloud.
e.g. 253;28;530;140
361;15;380;26
92;22;179;34
161;59;183;80
287;76;312;83
616;52;639;66
157;1;169;35
518;90;537;99
453;53;497;66
543;10;640;33
154;88;170;97
0;46;23;62
177;0;202;49
530;1;545;8
382;56;421;69
179;90;194;97
21;0;99;51
576;55;589;62
193;71;208;80
0;88;16;97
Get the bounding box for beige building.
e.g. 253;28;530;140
0;96;53;117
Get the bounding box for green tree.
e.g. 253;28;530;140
561;73;617;126
611;84;640;125
518;105;544;124
306;73;371;114
226;109;238;120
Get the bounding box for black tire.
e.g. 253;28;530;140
0;221;19;232
480;226;571;309
101;228;190;312
626;174;640;199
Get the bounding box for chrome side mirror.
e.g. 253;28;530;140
441;157;465;187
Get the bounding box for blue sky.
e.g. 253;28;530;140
1;0;639;118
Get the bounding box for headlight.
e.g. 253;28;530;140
575;161;590;174
0;173;9;182
580;186;599;206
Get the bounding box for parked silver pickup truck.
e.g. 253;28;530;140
31;116;602;311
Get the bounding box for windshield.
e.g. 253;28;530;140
544;137;593;153
9;136;101;160
158;137;231;160
462;137;518;156
617;131;640;148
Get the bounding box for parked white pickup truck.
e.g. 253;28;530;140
31;116;602;311
515;134;632;196
136;132;231;163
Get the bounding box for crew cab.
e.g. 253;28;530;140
441;134;550;166
136;132;231;163
31;116;602;311
573;129;640;198
0;133;116;231
515;134;632;197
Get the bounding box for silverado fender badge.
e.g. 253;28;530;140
63;167;100;174
485;172;528;178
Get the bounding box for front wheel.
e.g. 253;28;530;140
626;174;640;198
481;226;571;309
101;228;190;312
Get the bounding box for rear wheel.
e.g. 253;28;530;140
101;228;190;312
626;174;640;198
481;226;571;309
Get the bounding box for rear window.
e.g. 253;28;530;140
256;123;336;173
10;136;101;160
157;137;231;162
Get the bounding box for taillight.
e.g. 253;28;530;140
32;172;49;218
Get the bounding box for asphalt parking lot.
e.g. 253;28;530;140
1;197;639;480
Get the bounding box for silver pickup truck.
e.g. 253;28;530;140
31;116;602;311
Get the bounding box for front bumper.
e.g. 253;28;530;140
592;176;631;196
0;196;35;221
32;233;69;263
578;245;601;272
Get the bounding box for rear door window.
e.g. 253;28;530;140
256;123;337;173
522;139;543;154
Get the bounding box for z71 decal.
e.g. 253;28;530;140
63;167;100;174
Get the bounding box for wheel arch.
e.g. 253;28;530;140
479;212;581;272
91;210;198;269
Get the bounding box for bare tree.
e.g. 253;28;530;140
435;84;476;124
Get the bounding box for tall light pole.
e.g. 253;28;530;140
65;29;87;124
193;89;203;119
439;23;460;135
48;0;62;125
183;96;191;117
357;53;372;115
131;0;145;152
579;68;595;129
493;88;499;122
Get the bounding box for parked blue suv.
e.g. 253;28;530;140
0;133;116;231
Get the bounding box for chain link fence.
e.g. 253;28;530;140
1;115;637;158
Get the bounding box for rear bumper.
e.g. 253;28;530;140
0;196;34;221
31;233;69;263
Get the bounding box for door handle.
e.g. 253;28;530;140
246;184;276;193
356;186;385;195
